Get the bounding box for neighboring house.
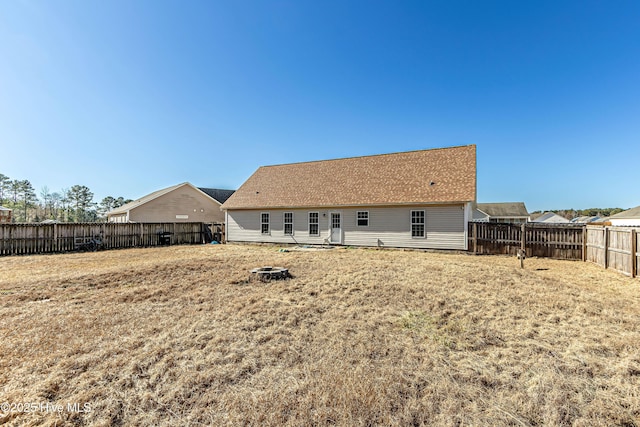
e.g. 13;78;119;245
220;145;476;250
107;182;234;223
589;217;610;225
570;215;602;224
608;205;640;227
531;212;570;224
0;206;11;223
472;202;529;223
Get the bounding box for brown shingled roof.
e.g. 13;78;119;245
221;145;476;210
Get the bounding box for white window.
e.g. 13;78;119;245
411;210;425;238
357;211;369;227
284;212;293;235
309;212;319;236
261;213;270;235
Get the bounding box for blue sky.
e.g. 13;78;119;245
1;0;638;212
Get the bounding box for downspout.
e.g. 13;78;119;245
224;210;228;243
463;202;472;251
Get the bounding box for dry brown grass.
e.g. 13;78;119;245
1;244;639;426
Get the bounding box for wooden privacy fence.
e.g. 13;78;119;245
469;222;584;260
586;226;639;278
0;222;217;256
469;222;640;278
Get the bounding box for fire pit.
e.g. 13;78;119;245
250;266;291;282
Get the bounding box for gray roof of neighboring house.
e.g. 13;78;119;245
531;212;570;223
476;202;529;218
198;188;235;204
570;216;602;224
610;205;640;219
0;206;11;211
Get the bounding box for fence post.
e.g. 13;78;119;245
519;223;526;268
53;223;58;253
582;226;587;262
631;229;637;278
604;227;609;270
473;222;477;254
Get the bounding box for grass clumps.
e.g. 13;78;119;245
1;245;639;426
399;310;468;349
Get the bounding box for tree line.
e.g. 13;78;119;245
0;173;132;223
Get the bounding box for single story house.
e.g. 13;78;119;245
0;206;12;223
531;212;570;224
608;205;640;227
472;202;529;223
107;182;234;223
220;145;476;250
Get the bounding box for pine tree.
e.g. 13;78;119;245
67;185;96;222
0;174;10;206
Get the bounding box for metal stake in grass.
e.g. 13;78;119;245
518;223;526;269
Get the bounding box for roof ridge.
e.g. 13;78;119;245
222;144;476;210
259;144;476;169
108;182;189;215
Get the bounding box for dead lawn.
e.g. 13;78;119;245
1;244;639;426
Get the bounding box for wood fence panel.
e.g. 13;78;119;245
0;222;212;256
174;222;204;245
607;229;633;276
586;226;606;267
469;222;584;260
470;223;640;278
586;226;640;278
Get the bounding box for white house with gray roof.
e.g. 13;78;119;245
531;212;570;224
609;205;640;227
472;202;529;223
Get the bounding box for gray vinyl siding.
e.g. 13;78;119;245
226;209;329;245
226;204;467;250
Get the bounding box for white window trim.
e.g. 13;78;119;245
308;212;320;236
410;210;426;239
284;212;294;235
261;212;270;235
356;211;369;227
